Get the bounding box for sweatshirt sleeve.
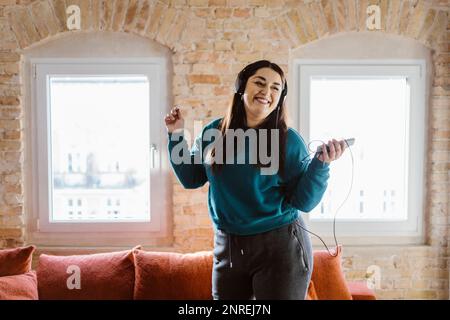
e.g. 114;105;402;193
167;129;208;189
284;130;330;213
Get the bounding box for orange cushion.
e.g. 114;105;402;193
133;250;213;300
311;246;352;300
36;248;138;300
0;271;39;300
0;245;35;277
306;280;319;300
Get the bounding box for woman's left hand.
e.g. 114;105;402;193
316;139;347;164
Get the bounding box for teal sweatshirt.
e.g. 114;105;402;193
167;118;330;235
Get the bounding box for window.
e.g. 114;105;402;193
31;58;167;233
294;59;426;244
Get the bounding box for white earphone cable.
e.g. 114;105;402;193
296;139;355;257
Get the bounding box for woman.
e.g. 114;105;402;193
165;60;346;300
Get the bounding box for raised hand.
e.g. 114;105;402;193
164;105;185;134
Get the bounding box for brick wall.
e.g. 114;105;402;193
0;0;448;299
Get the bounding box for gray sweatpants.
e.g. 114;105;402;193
212;215;313;300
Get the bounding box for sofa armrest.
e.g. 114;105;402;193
347;281;377;300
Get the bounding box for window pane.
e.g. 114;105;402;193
50;76;150;222
309;77;408;221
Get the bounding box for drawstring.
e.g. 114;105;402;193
227;232;245;269
228;234;233;268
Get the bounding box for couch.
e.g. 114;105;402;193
0;245;376;300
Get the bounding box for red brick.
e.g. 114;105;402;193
188;74;221;85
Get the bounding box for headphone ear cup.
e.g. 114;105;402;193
235;76;241;94
282;82;288;98
278;83;287;107
235;69;246;94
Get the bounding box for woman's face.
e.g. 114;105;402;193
242;67;283;127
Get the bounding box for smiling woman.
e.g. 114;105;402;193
165;60;347;300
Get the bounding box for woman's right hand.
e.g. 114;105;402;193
164;106;185;133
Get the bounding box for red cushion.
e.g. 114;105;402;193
0;271;39;300
36;248;138;300
347;281;377;300
133;250;213;300
311;246;352;300
0;245;35;277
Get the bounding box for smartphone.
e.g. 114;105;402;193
316;138;355;154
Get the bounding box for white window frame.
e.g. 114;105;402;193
293;59;426;245
29;58;167;235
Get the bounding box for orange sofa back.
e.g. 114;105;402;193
0;245;376;300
